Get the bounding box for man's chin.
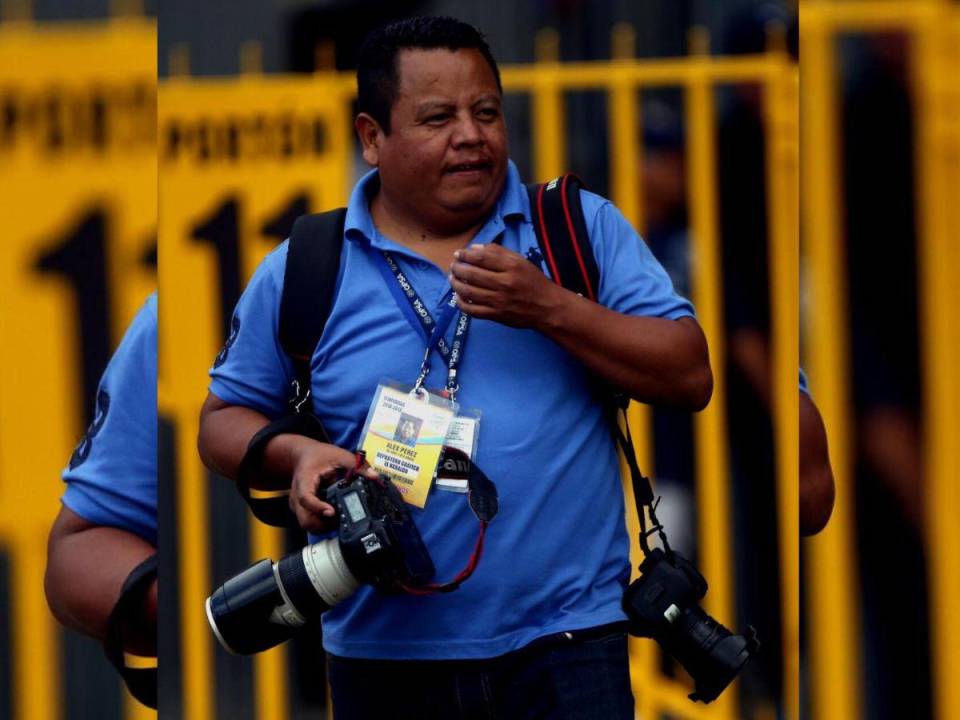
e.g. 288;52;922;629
439;173;505;213
439;187;495;213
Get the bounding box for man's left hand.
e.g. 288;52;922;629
449;244;562;328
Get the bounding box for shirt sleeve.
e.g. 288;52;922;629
61;293;158;544
208;241;295;418
580;190;696;320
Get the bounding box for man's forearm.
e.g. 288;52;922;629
197;393;326;488
537;290;713;410
45;510;157;655
800;391;835;535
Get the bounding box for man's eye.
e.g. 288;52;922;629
426;114;449;124
477;108;499;119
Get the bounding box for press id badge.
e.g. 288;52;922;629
435;410;481;493
359;381;457;508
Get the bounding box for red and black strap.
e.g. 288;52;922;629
398;461;498;595
527;174;600;302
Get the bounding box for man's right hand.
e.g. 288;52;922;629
283;437;379;533
198;394;379;532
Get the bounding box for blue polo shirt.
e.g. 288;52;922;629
210;162;694;659
62;293;158;545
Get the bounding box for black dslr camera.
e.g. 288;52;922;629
206;469;434;655
622;548;759;703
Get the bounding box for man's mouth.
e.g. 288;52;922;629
446;161;491;174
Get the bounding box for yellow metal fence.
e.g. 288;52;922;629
3;6;956;720
0;18;157;720
801;2;960;720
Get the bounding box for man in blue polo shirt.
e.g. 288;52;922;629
199;17;711;720
45;293;157;706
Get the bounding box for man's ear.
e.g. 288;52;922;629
355;113;384;167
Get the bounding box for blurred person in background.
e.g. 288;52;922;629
720;4;834;712
638;3;833;714
841;32;930;720
638;97;699;560
44;293;158;709
198;16;712;720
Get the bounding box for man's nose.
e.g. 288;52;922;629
452;114;483;146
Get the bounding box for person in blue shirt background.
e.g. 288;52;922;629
199;17;711;720
45;294;157;695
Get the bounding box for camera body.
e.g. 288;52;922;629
206;471;434;655
326;472;434;589
622;548;758;703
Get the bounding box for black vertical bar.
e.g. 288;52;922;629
62;632;123;720
0;550;12;720
260;193;309;242
35;208;113;418
158;415;182;720
190;197;241;339
207;470;255;720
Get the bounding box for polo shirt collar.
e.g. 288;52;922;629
343;160;529;248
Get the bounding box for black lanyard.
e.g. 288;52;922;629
375;250;470;398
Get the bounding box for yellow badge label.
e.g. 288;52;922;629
360;384;455;508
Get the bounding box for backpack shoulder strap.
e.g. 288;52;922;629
237;209;344;527
526;174;600;302
279;208;347;389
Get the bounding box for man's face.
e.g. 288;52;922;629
361;48;508;231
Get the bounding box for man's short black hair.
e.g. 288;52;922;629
357;16;503;134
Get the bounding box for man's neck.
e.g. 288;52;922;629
370;190;486;245
369;192;486;267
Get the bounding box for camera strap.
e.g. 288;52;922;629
526;174;672;559
398;460;498;595
104;553;157;709
609;399;672;557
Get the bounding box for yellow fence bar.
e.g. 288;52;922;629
764;50;800;720
802;0;938;32
531;29;565;181
915;6;960;720
0;18;156;720
799;10;862;720
685;28;736;720
502;56;779;90
251;524;287;720
803;4;960;720
605;24;659;720
608;26;644;233
174;412;214;720
10;544;59;720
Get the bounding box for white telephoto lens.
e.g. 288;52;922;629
302;538;360;607
269;562;308;628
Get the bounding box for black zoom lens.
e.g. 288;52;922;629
665;605;758;703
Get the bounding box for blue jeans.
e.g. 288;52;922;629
326;625;635;720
